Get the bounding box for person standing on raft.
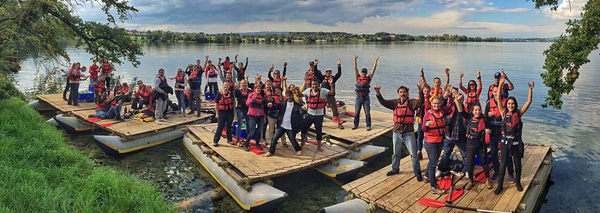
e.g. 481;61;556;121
266;86;304;157
300;78;335;151
154;68;170;124
375;79;425;180
422;95;454;194
322;59;344;129
459;71;482;113
268;62;286;88
100;57;115;88
352;55;379;131
213;82;235;147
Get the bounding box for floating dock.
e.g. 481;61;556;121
183;123;366;212
323;143;553;213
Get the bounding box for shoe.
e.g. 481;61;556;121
338;124;344;129
196;113;201;117
490;173;499;181
213;142;219;147
282;143;289;148
181;113;185;117
516;182;523;191
486;179;494;189
416;174;423;182
465;172;470;179
431;187;445;195
351;126;358;130
296;151;303;156
265;152;273;157
63;97;68;101
435;170;442;178
116;116;125;122
386;170;399;176
465;181;474;190
424;176;430;183
155;120;161;125
188;111;195;115
227;141;235;145
244;145;250;151
509;174;515;184
367;126;372;131
494;185;503;195
160;118;168;122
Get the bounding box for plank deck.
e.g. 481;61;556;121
318;105;394;145
341;144;552;213
187;124;349;183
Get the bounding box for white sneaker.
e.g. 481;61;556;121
155;120;161;125
465;173;470;179
160;118;168;122
435;170;442;178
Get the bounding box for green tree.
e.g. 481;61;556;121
0;0;143;73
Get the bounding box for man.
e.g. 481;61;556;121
352;55;379;131
154;68;170;124
300;78;335;151
304;60;324;87
487;70;514;101
68;65;88;106
375;80;425;180
234;79;252;145
132;80;147;110
266;88;304;157
321;59;343;129
188;65;203;117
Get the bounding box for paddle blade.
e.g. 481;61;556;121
250;147;264;155
346;112;355;117
100;123;113;127
418;198;445;208
474;171;486;183
445;188;464;202
306;140;318;145
86;117;101;122
437;176;452;190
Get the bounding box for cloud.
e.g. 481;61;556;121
435;0;484;7
543;0;587;20
460;6;529;13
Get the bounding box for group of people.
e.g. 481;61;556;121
63;54;534;196
377;68;533;195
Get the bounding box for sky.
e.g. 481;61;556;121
76;0;588;38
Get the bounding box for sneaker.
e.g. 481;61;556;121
155;120;161;125
431;187;445;195
486;179;494;189
516;182;523;191
244;145;250;151
196;113;201;117
509;174;515;184
465;172;470;179
213;142;219;147
338;124;344;129
465;181;474;190
367;126;372;131
424;176;430;183
416;174;423;182
435;170;442;178
160;118;168;122
351;126;358;130
490;173;499;181
386;170;399;176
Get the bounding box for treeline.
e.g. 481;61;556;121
128;31;506;43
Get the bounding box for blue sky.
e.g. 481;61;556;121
77;0;587;38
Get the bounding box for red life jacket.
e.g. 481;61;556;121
250;93;263;109
94;81;105;93
217;92;234;111
489;98;507;118
114;85;122;94
96;100;106;110
430;87;443;97
226;80;234;88
207;67;218;78
304;72;316;86
89;64;99;78
425;110;447;143
307;89;326;109
185;91;190;98
466;89;478;105
272;78;282;88
135;85;146;97
69;69;81;82
501;111;521;137
355;76;371;93
101;62;111;74
466;116;485;140
237;89;250;108
393;100;415;124
223;60;230;71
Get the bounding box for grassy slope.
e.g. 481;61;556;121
0;98;174;212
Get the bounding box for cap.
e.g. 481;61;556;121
494;72;501;78
325;68;332;72
309;61;315;66
361;68;368;73
137;80;143;84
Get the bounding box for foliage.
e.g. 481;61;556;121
0;73;25;100
0;0;143;74
536;0;600;109
0;97;175;212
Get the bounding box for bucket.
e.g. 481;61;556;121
204;92;215;101
79;93;94;102
232;121;257;140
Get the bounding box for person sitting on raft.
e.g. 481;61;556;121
213;82;235;147
132;80;146;110
93;76;107;103
352;55;379;131
374;79;425;180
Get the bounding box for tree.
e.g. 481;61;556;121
533;0;600;109
0;0;143;74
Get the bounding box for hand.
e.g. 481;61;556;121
477;70;481;78
425;120;433;126
337;59;341;65
267;103;273;108
417;79;424;89
528;81;535;89
485;129;492;135
420;68;424;77
459;72;464;78
269;66;274;71
218;58;222;61
456;94;463;101
488;111;495;117
445;68;450;75
375;56;380;61
205;55;209;59
500;72;506;82
314;59;319;65
235;54;238;59
283;62;287;67
215;113;219;119
282;76;287;81
353;55;358;59
374;85;381;94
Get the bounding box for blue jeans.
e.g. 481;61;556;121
417;123;424;153
392;132;422;179
236;109;249;142
424;142;443;187
438;138;467;173
105;105;122;119
93;110;106;118
354;95;371;128
175;90;186;113
90;78;98;85
214;110;234;144
68;83;79;105
245;115;264;147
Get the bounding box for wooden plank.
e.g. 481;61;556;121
37;94;97;112
501;146;550;211
316;105;394;145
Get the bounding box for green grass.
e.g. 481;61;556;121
0;97;175;213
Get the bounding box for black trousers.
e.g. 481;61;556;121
301;114;324;142
466;138;490;182
62;78;70;99
269;128;301;154
213;110;234;144
497;141;523;187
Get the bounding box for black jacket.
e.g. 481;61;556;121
277;100;303;134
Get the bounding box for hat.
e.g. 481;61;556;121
361;68;368;73
325;68;332;72
494;72;501;78
309;61;315;66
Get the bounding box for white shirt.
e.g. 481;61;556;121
281;101;294;130
302;88;329;116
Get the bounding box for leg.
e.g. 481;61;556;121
353;96;363;128
364;96;371;128
63;79;70;101
390;132;403;173
244;116;258;149
404;134;422;180
255;116;265;148
438;138;456;173
456;139;468;173
132;97;140;110
105;77;110;89
285;130;302;152
489;131;501;178
72;83;80;105
424;142;442;188
511;144;523;191
213;112;227;145
105;106;116;119
269;127;286;154
314;115;324;150
194;89;202;114
225;111;234;142
266;117;277;144
466;141;477;182
235;110;245;142
495;143;510;194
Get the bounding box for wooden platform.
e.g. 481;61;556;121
342;144;552;213
186;124;349;185
318;105;394;148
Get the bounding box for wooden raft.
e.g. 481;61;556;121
318;105;394;148
69;109;212;139
341;144;552;213
186;124;349;185
37;94;97;112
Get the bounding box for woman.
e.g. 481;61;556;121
244;85;266;151
422;95;453;194
264;88;281;147
416;86;431;159
459;71;482;113
100;57;114;87
455;96;492;190
268;62;286;88
234;80;252;146
213;82;235;146
205;57;219;98
233;55;249;82
170;68;188;116
266;87;304;157
494;74;534;195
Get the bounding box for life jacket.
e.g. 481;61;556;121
114;85;122;95
135;85;146;98
223;60;231;71
207;67;218;78
89;64;99;78
501;111;521;139
321;75;334;89
94;81;105;93
466;116;485;140
307;89;326;109
101;62;111;74
96;100;106;110
488;84;510;101
265;96;280;118
393;100;415;124
189;71;202;89
466;89;478;105
122;86;130;94
141;91;151;105
158;76;168;90
237;89;250;108
354;75;371;93
249;93;263;109
226;79;234;89
488;98;507;125
175;75;185;89
68;69;81;82
217;92;234;111
304;72;317;86
430;87;443;97
237;68;245;78
272;78;282;88
425;110;447;143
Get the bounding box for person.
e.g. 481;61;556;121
487;70;514;101
213;82;235;146
132;80;146;110
304;60;323;87
104;92;125;121
422;95;454;194
91;92;109;118
322;59;344;129
170;68;188;117
455;97;493;190
234;79;252;145
266;87;304;157
374;79;425;180
459;71;482;113
61;63;77;101
221;56;233;76
268;62;286;88
437;88;468;177
113;81;123;96
120;82;133;102
89;59;99;84
67;64;88;106
188;65;203;117
218;59;235;93
416;85;432;160
233;55;248;82
494;76;534;195
154;68;170;124
264;88;281;147
300;78;335;151
100;57;115;88
485;79;509;180
93;76;107;102
352;55;379;131
244;85;266;151
205;56;219;98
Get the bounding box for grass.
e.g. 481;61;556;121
0;97;175;213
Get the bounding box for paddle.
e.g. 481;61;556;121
418;198;513;213
437;176;453;190
445;178;470;203
446;173;464;204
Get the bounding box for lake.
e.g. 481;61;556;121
13;42;600;212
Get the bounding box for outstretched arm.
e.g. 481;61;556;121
476;71;482;96
283;62;287;76
369;56;380;78
244;57;249;70
497;73;506;117
334;59;342;80
504;71;515;91
444;68;450;91
459;72;468;93
420;68;428;85
520;82;534;116
353;55;359;78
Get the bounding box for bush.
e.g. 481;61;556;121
0;73;25;100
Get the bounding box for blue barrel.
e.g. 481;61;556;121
232;121;257;140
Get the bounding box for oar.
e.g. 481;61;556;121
446;172;464;204
418;198;513;213
445;178;470;203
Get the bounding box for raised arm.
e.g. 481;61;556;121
369;56;380;78
496;73;507;117
444;68;450;91
374;85;396;110
420;68;428;85
334;59;342;80
459;72;468;93
244;57;248;70
520;82;534;116
476;71;482;96
353;55;359;78
268;66;274;81
283;62;287;76
282;76;288;93
455;94;464;112
504;70;515;91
